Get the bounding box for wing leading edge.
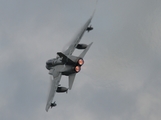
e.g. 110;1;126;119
46;73;62;112
63;15;93;56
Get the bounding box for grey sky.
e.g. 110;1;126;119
1;0;161;120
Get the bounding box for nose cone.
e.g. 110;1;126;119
46;60;53;65
46;59;54;70
46;65;50;70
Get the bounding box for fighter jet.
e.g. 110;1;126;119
45;14;94;112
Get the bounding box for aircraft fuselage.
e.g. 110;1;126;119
46;54;83;76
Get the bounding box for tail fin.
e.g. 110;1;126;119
79;42;93;58
57;52;75;65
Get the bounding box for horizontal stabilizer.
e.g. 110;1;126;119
79;42;93;58
68;73;76;90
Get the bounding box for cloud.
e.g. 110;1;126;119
1;0;161;120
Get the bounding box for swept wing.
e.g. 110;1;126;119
46;68;62;112
63;15;94;56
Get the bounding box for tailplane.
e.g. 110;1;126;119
68;73;76;90
79;42;93;58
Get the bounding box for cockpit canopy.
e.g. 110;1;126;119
46;59;55;66
46;58;56;70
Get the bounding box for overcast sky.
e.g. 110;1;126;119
1;0;161;120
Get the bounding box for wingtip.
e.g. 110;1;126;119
91;0;98;18
88;42;93;49
45;103;50;112
45;107;49;112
